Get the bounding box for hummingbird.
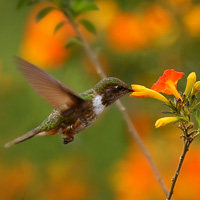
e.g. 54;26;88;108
4;57;133;148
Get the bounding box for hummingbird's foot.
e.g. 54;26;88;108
63;136;74;144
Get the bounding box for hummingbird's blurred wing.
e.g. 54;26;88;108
15;57;89;115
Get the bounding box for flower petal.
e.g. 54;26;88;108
151;69;184;100
155;116;179;128
130;84;169;103
163;69;184;84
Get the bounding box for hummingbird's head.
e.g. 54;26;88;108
94;77;133;106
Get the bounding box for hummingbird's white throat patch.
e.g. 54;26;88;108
92;95;105;116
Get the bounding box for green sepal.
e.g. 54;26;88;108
183;105;191;118
35;6;56;23
79;19;96;35
54;21;67;34
168;99;176;112
65;37;82;48
161;111;175;115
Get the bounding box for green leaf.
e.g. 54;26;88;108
78;3;99;13
65;37;82;48
35;6;55;23
27;0;40;6
79;19;96;35
196;110;200;128
54;21;67;34
71;2;99;17
17;0;28;9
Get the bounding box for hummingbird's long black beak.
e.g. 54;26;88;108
126;86;134;92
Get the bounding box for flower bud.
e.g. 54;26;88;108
155;116;179;128
184;72;196;97
191;81;200;96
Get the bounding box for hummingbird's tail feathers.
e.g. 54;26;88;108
4;127;40;148
36;130;57;136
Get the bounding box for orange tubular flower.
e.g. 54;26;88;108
151;69;184;100
130;85;169;103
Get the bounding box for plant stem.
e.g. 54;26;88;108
166;138;192;200
64;10;169;198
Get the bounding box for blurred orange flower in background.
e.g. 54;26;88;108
0;159;90;200
20;3;75;69
167;0;191;7
112;146;200;200
143;5;173;42
167;0;192;12
0;161;34;200
20;1;176;62
107;13;147;51
107;4;174;52
184;5;200;36
172;147;200;200
111;148;163;200
40;160;90;200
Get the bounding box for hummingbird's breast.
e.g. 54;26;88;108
62;94;105;136
92;95;105;116
62;102;96;135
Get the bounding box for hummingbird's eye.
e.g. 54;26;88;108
115;85;123;90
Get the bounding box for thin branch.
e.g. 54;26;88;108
166;138;192;200
64;10;169;197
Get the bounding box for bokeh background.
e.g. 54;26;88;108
1;0;200;199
